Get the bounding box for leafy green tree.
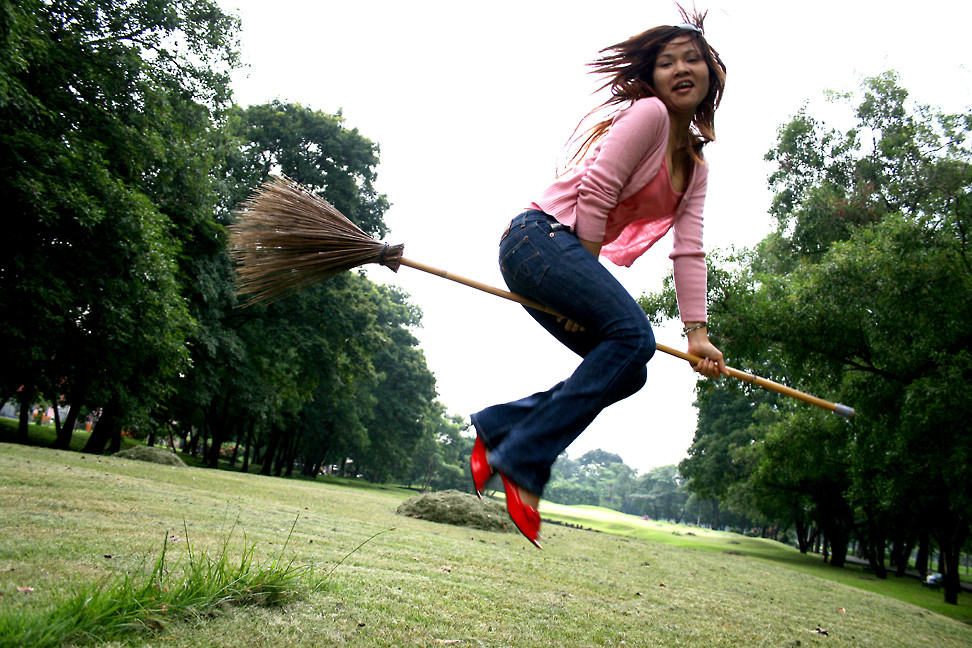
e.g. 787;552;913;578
169;100;392;468
0;0;239;449
405;408;469;492
357;285;437;483
625;465;689;522
646;72;971;602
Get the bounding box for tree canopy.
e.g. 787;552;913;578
0;0;465;491
649;72;972;603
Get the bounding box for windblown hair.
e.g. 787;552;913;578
564;6;727;170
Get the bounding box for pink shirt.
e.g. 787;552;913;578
532;97;708;323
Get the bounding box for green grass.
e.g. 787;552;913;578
539;502;972;623
1;442;971;647
0;521;316;647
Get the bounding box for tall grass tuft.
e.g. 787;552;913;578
0;521;321;648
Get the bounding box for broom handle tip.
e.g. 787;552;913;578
834;403;856;418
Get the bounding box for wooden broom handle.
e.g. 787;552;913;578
399;257;855;418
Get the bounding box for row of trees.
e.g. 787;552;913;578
645;73;971;604
545;450;687;521
0;0;467;487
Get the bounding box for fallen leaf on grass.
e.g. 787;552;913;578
17;586;34;594
811;627;829;636
837;607;846;613
439;566;452;573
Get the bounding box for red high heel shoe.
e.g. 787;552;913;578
500;472;542;549
470;437;493;499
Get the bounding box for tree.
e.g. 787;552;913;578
0;0;240;449
625;465;689;522
646;72;972;603
169;99;445;485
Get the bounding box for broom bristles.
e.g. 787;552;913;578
229;176;403;305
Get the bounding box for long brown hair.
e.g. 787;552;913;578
564;6;727;170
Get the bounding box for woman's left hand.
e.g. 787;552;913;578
684;325;728;379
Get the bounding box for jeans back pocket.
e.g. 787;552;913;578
500;233;548;290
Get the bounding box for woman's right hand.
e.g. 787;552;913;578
685;325;728;379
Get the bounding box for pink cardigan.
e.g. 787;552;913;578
533;97;708;323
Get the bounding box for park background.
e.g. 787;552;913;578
2;1;971;643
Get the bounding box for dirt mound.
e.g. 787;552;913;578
113;445;186;466
396;489;512;533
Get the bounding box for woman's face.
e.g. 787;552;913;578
652;35;711;117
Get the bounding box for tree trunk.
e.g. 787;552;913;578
891;529;917;578
184;426;199;457
52;400;61;439
283;428;302;478
206;422;227;468
107;424;122;454
934;521;969;605
53;398;83;450
199;420;209;460
82;401;121;455
863;513;888;579
273;428;295;476
17;388;32;443
261;428;281;476
167;422;178;452
240;421;254;473
915;530;930;577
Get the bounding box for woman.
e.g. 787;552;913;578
470;11;729;548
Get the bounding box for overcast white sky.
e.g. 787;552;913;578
219;0;971;473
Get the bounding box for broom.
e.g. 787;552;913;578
230;176;856;419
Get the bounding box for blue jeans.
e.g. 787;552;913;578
471;210;656;496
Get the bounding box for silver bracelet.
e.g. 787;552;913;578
683;323;707;335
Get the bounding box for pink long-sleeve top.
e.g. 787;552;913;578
532;97;708;323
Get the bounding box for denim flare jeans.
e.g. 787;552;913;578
471;210;656;496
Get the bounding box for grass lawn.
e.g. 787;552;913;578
538;502;972;624
1;441;971;647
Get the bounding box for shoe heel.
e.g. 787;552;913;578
470;437;493;499
500;473;542;549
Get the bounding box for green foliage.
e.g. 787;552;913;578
0;0;240;446
656;72;972;602
0;0;470;494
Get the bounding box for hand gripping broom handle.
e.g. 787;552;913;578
400;257;856;419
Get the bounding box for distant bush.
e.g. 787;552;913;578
396;490;512;533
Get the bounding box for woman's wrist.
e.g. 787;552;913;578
683;321;707;335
